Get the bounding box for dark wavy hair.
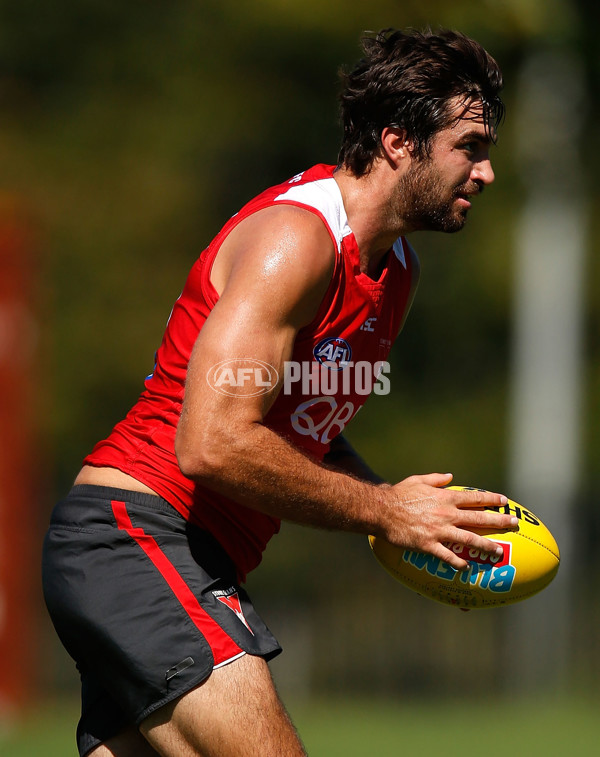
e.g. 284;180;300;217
338;28;505;176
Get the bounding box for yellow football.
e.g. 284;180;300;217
369;486;560;609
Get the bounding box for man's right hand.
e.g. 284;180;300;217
376;472;518;570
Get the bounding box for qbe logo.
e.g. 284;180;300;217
313;337;352;370
206;359;279;397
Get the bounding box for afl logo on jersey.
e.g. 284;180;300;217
313;337;352;371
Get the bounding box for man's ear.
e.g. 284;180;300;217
380;127;413;167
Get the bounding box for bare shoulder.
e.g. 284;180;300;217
212;204;336;297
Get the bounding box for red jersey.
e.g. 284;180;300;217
84;164;420;580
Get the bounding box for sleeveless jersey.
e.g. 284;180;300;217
84;164;420;580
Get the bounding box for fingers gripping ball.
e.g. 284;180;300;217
369;486;560;609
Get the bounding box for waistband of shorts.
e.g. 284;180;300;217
66;484;185;518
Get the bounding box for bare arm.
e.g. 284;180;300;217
175;205;516;569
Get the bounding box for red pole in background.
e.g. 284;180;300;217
0;195;37;714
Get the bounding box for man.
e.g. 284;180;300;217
43;27;517;757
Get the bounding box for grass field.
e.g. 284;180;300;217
0;695;598;756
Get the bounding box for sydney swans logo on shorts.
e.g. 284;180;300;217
313;337;352;370
213;589;254;635
206;359;279;397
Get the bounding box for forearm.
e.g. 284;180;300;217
178;423;390;537
177;420;519;569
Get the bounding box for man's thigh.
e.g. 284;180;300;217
141;653;307;757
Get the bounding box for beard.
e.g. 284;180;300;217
396;158;482;234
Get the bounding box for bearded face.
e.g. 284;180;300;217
388;98;493;234
396;154;484;234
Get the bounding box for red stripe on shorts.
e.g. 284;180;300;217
111;499;243;666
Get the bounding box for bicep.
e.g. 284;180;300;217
176;206;335;457
183;291;297;426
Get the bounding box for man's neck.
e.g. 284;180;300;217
333;163;410;276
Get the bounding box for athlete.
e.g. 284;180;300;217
43;28;517;757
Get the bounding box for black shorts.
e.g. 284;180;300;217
42;485;282;757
